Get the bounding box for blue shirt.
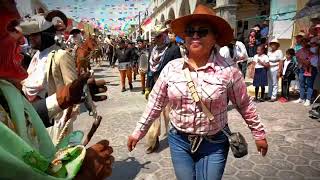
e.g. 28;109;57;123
260;27;269;38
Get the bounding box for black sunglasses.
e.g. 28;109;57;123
185;27;211;38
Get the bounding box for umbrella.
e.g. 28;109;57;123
293;0;320;20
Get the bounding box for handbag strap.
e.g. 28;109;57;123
183;66;231;137
183;67;215;121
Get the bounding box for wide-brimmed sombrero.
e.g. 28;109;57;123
20;10;67;35
171;4;233;47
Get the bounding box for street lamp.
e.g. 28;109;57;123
138;10;149;36
138;11;142;36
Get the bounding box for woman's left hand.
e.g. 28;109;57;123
255;139;268;156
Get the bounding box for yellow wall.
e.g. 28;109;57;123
278;39;292;54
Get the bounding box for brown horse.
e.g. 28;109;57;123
75;36;97;74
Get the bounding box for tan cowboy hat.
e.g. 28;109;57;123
20;10;67;35
269;38;280;46
151;23;168;37
295;31;306;37
170;4;233;46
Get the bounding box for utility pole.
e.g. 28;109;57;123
138;11;142;36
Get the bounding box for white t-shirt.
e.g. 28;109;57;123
283;59;291;75
253;54;269;69
268;49;283;68
219;41;248;62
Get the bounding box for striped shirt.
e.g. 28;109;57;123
132;53;266;140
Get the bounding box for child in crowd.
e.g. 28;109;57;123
279;49;297;103
253;45;270;101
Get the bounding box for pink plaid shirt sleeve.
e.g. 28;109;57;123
132;64;170;140
227;67;266;140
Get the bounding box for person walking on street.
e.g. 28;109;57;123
128;41;139;81
114;40;134;92
128;4;268;180
143;22;182;154
137;38;149;94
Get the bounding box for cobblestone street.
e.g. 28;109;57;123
74;63;320;180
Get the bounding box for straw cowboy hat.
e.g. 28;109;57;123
170;4;233;46
20;10;67;35
295;31;306;37
269;38;280;46
151;23;168;37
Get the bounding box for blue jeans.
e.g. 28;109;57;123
168;127;230;180
299;67;318;100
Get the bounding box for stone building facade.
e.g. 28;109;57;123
131;0;270;42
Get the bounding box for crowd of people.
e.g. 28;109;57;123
219;19;320;108
1;0;320;179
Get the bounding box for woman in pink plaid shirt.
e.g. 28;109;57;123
128;4;268;180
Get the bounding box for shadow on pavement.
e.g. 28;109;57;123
130;87;143;93
93;68;105;73
107;83;120;86
157;137;169;153
94;74;107;78
108;157;151;180
245;81;252;87
99;64;110;68
227;104;235;111
105;75;118;78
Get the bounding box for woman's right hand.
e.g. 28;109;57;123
127;135;139;152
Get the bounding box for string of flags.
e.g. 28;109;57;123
44;0;151;34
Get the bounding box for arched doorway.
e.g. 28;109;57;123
160;14;165;23
179;0;191;17
168;8;175;20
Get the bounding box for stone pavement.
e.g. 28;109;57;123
74;62;320;180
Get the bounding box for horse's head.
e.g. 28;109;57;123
87;36;98;50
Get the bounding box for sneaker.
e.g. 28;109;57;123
268;98;277;102
294;98;304;104
304;100;311;106
264;97;271;101
278;97;285;103
121;87;126;92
